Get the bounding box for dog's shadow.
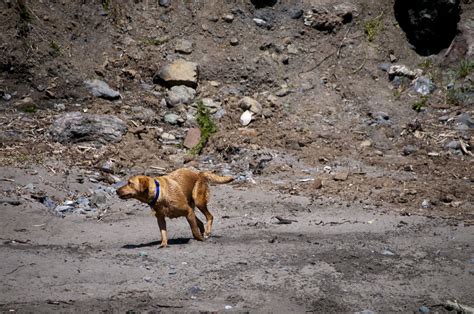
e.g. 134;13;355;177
122;238;190;248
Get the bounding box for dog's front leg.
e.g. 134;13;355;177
156;214;168;248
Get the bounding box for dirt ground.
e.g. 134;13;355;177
1;0;473;312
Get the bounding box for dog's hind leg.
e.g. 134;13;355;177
196;216;205;235
185;209;204;242
193;180;213;238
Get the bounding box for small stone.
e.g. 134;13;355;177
389;54;397;62
160;132;176;141
240;110;253;126
101;159;115;173
333;170;349;181
166;85;196;106
55;205;74;213
421;199;431;209
139;251;148;257
313;178;322;189
183;128;201;149
200;98;221;113
379;63;391;72
287;44;298;54
208;15;219;22
418;305;430;313
164;113;181;125
2;93;11;101
54;103;66;111
275;88;291;97
402;145;417;156
360;140;372;148
91;191;107;207
371;111;391;125
444;140;461;150
222;14;234;23
154;59;199;88
267;94;279;106
230;38;239;46
143;276;152;282
224;305;232;310
288;8;304;19
159;0;170;7
388;65;421;80
36;84;47;92
84;79;121;100
175;39;193;54
41;196;56;210
413;76;436;96
253;18;267;27
262;109;273;118
239;96;262;114
457;113;474;129
381;249;395;256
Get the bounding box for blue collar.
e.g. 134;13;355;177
148;179;160;207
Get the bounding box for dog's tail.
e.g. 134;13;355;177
201;172;234;184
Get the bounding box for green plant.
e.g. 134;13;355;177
364;12;383;42
102;0;111;11
22;105;37;113
418;59;433;70
457;59;474;79
143;36;169;46
393;89;401;100
412;96;427;112
49;40;61;57
190;100;218;155
17;0;33;22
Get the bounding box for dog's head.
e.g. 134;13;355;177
116;175;152;203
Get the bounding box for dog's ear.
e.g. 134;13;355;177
138;176;150;193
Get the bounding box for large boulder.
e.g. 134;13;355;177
50;112;127;144
394;0;461;56
154;59;199;88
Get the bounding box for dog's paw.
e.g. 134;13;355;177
159;243;168;249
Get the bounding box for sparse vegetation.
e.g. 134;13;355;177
393;89;401;100
49;41;61;57
418;58;433;70
16;0;33;37
190;100;218;155
22;105;37;113
17;0;33;22
457;59;474;79
412;96;427;112
364;12;384;42
143;36;170;46
101;0;111;11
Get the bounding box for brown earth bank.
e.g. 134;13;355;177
0;0;473;312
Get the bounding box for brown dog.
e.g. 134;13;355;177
116;168;233;247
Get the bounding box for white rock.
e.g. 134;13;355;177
240;110;253;126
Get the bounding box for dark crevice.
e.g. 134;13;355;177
394;0;461;56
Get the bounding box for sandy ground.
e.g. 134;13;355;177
0;166;473;313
